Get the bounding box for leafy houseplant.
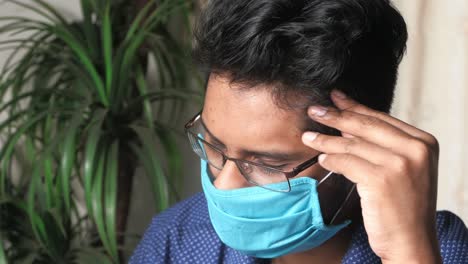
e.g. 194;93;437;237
0;0;202;262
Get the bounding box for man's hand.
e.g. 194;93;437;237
301;90;442;264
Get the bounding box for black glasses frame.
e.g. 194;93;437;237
184;112;322;191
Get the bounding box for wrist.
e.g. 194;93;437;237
381;230;442;264
381;240;442;264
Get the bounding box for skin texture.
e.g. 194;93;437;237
303;90;442;264
202;74;325;187
202;74;442;263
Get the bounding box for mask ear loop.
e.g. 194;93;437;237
316;171;357;225
330;183;356;225
317;171;335;186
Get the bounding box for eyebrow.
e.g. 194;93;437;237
200;116;302;162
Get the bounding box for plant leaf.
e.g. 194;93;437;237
135;66;154;130
83;109;107;218
122;0;157;43
130;126;169;211
155;125;183;202
91;145;113;260
104;140;119;261
31;0;69;25
0;233;7;264
102;2;113;96
5;0;62;24
59;111;83;214
72;247;113;264
26;163;49;257
49;24;108;106
0;110;50;196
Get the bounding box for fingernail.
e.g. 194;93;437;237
309;106;328;117
332;90;347;99
303;132;319;142
319;154;327;163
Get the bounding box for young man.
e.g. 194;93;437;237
130;0;468;263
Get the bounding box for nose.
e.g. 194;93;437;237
213;160;251;190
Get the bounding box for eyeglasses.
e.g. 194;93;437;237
184;112;329;192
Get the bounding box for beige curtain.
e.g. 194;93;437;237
392;0;468;222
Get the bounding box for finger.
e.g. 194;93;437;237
330;89;435;144
318;153;378;185
307;105;412;150
302;132;395;165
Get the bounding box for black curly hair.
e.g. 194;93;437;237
193;0;408;116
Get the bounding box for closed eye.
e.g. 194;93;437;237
259;163;288;170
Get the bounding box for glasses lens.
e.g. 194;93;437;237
185;115;291;192
237;161;290;192
187;132;224;170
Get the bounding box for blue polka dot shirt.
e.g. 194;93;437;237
130;192;468;263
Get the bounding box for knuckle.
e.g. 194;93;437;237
315;134;328;148
410;139;432;162
343;139;357;154
392;155;411;173
373;110;389;120
379;171;393;188
341;154;354;168
345;101;362;111
425;134;440;153
375;166;394;189
327;108;343;121
358;115;381;129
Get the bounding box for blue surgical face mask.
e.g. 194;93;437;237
201;158;354;259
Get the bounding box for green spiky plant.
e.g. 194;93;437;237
0;0;202;263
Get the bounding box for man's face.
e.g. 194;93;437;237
201;74;326;189
201;73;355;223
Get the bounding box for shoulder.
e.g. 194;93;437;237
140;192;213;240
129;193;222;263
436;211;468;263
130;193;262;263
147;192;211;228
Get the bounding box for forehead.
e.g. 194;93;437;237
202;74;311;154
204;74;304;129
